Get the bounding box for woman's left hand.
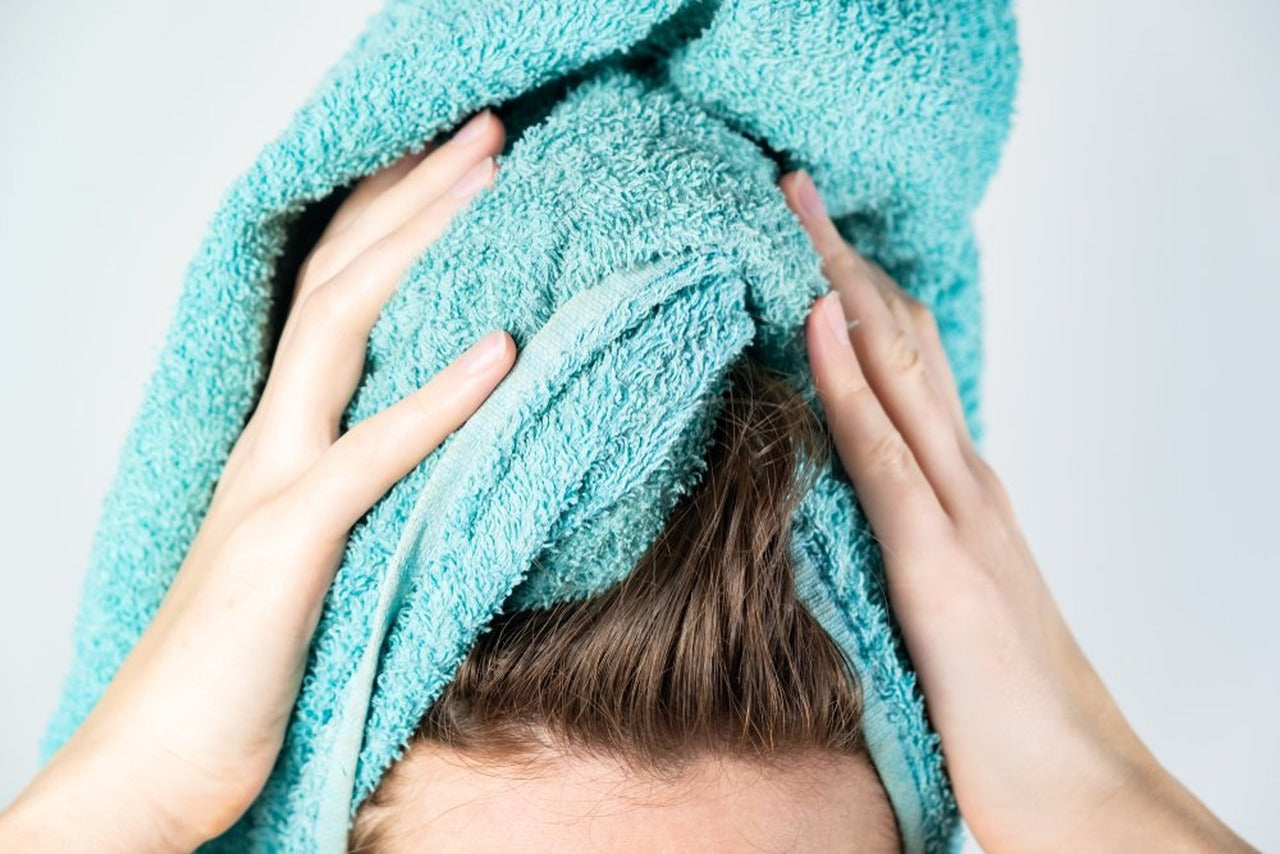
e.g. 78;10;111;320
0;110;512;852
781;168;1255;852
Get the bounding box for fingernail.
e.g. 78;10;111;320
797;170;827;220
449;156;494;198
453;110;491;145
461;330;508;375
820;292;851;344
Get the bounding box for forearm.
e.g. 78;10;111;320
0;738;198;853
978;731;1259;854
1082;755;1257;853
786;174;1256;854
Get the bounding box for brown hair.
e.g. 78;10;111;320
350;353;872;849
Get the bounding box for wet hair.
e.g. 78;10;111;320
350;352;882;850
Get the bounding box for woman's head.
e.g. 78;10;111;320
350;354;900;852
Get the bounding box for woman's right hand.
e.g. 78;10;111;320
0;109;513;852
781;169;1256;853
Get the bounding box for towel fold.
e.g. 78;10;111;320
40;2;1018;851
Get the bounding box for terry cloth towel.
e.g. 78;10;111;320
40;1;1018;851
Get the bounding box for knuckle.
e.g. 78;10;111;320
970;451;996;483
912;305;944;343
866;430;917;483
881;283;925;323
885;328;926;377
877;278;905;307
355;235;399;273
984;469;1016;517
819;373;881;429
966;451;1014;516
299;240;339;289
906;297;935;327
339;423;389;474
882;294;911;328
298;283;356;334
342;409;420;473
822;369;872;408
824;244;864;281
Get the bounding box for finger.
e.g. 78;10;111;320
295;110;504;302
282;329;516;539
899;295;969;441
288;149;432;318
782;170;981;518
320;147;432;240
903;307;1006;513
258;157;499;441
806;292;952;557
857;265;970;446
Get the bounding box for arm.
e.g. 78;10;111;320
781;169;1257;853
0;111;514;851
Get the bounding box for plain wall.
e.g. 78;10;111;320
1;1;1276;847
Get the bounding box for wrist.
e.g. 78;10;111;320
1029;728;1256;853
959;707;1233;853
1;730;209;853
1090;752;1257;852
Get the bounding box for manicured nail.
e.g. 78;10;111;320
449;156;494;198
820;292;851;345
797;170;827;220
453;110;491;145
461;330;508;375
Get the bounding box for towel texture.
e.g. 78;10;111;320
40;1;1018;851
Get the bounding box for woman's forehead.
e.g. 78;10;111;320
361;745;900;853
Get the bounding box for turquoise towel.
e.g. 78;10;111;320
40;1;1018;851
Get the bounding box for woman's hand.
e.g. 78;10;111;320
780;170;1255;853
0;110;513;852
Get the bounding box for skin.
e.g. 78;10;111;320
0;106;1255;851
779;170;1256;853
0;109;513;851
358;745;898;853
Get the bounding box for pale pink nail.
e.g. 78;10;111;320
453;110;491;145
797;171;827;220
461;330;508;375
821;292;851;344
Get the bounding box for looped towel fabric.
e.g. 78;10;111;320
40;1;1019;851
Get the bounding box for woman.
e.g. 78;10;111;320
0;112;1254;852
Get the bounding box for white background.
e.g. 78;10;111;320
1;1;1276;848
